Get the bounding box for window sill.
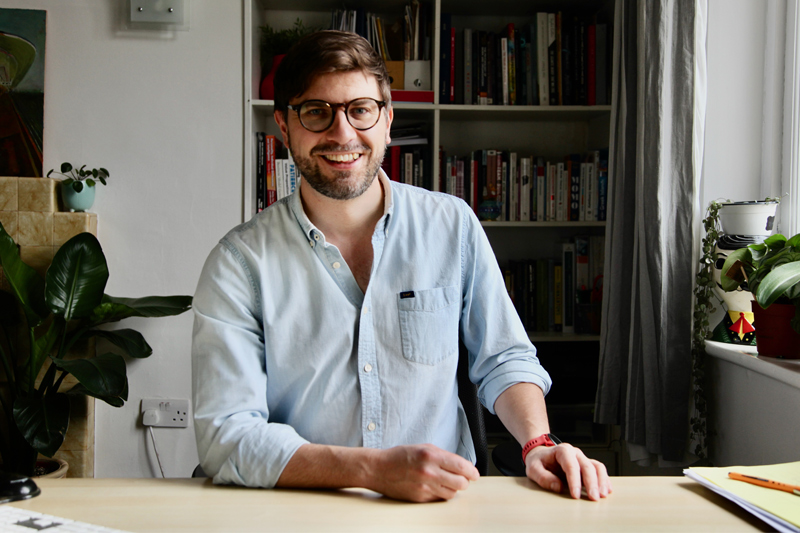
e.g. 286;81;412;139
704;340;800;390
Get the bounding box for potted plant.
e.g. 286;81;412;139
0;222;192;476
721;232;800;358
47;162;109;213
259;18;316;100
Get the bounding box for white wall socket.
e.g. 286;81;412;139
141;399;190;428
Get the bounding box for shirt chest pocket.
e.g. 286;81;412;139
397;286;460;365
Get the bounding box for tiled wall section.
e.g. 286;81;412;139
0;176;97;477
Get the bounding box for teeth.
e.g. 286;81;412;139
324;153;361;162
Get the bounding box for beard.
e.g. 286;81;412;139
288;133;386;201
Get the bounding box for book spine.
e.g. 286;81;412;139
256;132;265;213
554;263;563;330
536;14;549;105
555;12;563;105
520;156;530;221
501;37;509;105
450;26;456;103
547;14;557;106
574;235;590;292
562;243;575;333
464;29;473;105
440;13;451;103
596;24;608;105
479;31;489;104
507;24;516;105
265;135;277;207
510;152;518;222
587;24;596;106
570;156;580;222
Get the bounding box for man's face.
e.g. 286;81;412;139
275;70;393;201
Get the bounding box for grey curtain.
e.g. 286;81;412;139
594;0;707;464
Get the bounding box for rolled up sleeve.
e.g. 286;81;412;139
192;241;308;487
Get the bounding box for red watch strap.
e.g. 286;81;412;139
521;434;557;463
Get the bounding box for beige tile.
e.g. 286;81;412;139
18;211;53;246
18;178;58;213
53;212;98;245
0;177;18;211
0;210;19;241
20;245;54;278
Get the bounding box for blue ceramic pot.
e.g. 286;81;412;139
61;182;96;212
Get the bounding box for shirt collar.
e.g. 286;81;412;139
289;169;395;245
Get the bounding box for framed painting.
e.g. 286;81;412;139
0;8;45;177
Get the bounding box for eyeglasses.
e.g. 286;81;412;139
287;98;387;132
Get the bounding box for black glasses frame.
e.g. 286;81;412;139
287;98;387;132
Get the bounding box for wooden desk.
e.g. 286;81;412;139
9;477;769;532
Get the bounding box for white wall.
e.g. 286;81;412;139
702;0;767;207
1;0;243;477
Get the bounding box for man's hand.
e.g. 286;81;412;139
524;443;612;501
368;444;480;503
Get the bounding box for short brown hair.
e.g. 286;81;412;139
273;30;391;113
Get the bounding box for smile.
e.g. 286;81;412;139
322;153;362;162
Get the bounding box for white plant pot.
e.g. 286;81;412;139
718;201;778;236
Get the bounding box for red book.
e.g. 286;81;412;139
587;24;596;106
391;90;435;103
390;145;401;181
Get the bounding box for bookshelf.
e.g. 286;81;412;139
244;0;617;470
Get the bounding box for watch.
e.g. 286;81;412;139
521;433;562;463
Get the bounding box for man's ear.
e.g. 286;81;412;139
274;110;290;146
384;105;393;146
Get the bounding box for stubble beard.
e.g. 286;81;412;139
288;132;386;201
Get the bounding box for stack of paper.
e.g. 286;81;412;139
685;461;800;533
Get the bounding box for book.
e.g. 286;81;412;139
391;90;435;103
520;156;531;221
255;132;266;212
685;462;800;533
574;235;590;293
555;12;563;105
587;24;596;106
265;135;278;207
547;13;557;106
562;242;576;333
527;23;537;106
595;23;608;105
440;13;452;103
506;24;516;105
536;13;549;105
500;37;509;105
464;29;473;105
554;263;563;330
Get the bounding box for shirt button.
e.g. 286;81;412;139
364;363;373;372
367;422;376;431
362;307;369;315
332;261;341;269
314;234;320;241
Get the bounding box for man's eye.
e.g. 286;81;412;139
351;107;370;115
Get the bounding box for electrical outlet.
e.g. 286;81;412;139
141;399;190;428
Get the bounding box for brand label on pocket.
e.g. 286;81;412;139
400;291;415;299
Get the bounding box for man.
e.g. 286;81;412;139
192;30;611;503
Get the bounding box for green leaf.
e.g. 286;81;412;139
0;222;49;325
61;162;72;173
88;328;153;358
45;233;109;321
787;233;800;250
66;383;125;408
99;168;109;177
13;392;70;457
720;248;751;292
28;319;61;387
755;262;800;307
90;295;192;324
86;179;96;187
72;181;84;193
51;352;127;400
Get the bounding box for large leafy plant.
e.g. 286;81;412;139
721;233;800;333
0;222;191;476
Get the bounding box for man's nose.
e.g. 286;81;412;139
326;107;357;139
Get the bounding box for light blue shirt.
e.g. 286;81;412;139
192;171;551;488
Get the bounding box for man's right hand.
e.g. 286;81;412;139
367;444;480;502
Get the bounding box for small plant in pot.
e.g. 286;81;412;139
721;233;800;358
47;162;109;213
0;222;192;476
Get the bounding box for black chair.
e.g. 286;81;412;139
192;342;494;478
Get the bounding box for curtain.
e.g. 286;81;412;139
594;0;707;464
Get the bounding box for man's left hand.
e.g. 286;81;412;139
524;443;612;501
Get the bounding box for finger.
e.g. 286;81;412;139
439;453;480;481
594;460;612;497
553;446;584;499
437;468;473;492
577;454;600;501
527;459;563;494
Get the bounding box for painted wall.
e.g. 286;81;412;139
701;0;766;207
0;0;243;477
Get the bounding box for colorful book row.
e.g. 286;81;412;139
255;133;298;212
503;235;604;334
439;148;609;222
440;14;609;106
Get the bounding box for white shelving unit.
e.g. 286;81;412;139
243;0;613;344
